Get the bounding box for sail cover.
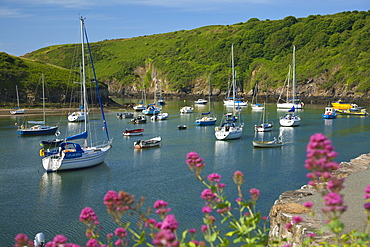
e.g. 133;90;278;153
66;131;88;141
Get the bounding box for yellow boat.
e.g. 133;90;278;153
335;109;368;116
331;101;354;110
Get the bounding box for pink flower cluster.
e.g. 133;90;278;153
79;207;99;226
305;133;339;187
154;199;171;218
186;151;205;177
305;133;347;215
364;185;370;211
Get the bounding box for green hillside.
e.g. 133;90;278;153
2;10;370;103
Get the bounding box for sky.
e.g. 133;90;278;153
1;0;369;57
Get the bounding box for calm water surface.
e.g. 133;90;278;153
1;100;369;245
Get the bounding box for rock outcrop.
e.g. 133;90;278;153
269;154;370;246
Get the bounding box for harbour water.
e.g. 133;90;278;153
1;99;369;245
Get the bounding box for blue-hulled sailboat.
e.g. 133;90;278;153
42;17;112;172
17;74;58;136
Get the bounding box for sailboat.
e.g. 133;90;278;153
254;102;273;132
68;74;87;122
142;82;161;115
195;75;217;126
17;74;58;135
279;46;301;127
42;17;112;172
277;46;304;109
10;85;25;114
133;78;147;111
250;83;264;110
223;44;248;107
215;45;244;140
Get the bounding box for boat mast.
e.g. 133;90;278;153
292;45;296;106
42;73;45;125
80;17;88;145
83;17;110;141
16;85;20;108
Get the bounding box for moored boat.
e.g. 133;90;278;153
134;136;161;148
194;99;208;105
279;106;300;127
151;112;169;121
131;115;147;124
180;106;194;114
177;125;187;130
42;17;112;172
322;107;337;119
335;109;368;116
252;140;283;148
123;128;144;136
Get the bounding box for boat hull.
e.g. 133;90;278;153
123;128;144;136
17;126;59;136
134;137;161;148
68;111;87;122
42;145;111;172
322;113;337;119
223;100;248;107
335;109;368;116
279;117;300;127
276;103;303;109
215;126;243;140
252;141;283;148
10;109;25;114
255;124;273;132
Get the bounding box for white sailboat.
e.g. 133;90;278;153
68;74;87;122
279;46;301;127
223;44;248;107
10;85;25;114
250;83;264;110
42;17;112;172
17;74;59;136
134;78;147;111
255;102;273;132
216;44;244;140
195;75;217;126
277;46;304;109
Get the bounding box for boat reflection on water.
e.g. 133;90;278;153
39;172;62;202
324;118;334;136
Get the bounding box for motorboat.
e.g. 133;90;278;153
134;136;161;148
322;107;337;119
123;128;144;136
151;112;169;121
180;106;194;114
194;99;207;105
131;115;147;124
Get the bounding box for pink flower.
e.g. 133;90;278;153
86;239;100;247
154;200;168;209
145;218;157;228
115;227;128;238
303;201;313;208
201;225;209;233
233;170;245;186
364;185;370;199
249;188;260;200
14;233;29;247
202;206;212;214
161;214;179;231
189;228;196;234
52;235;68;244
285;222;293;230
207;173;222;183
364;202;370;211
79;207;99;225
200;189;217;201
292;216;303;224
152;230;178;247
